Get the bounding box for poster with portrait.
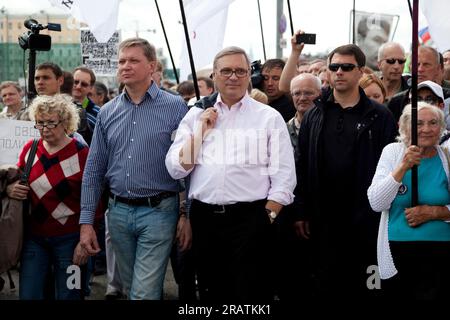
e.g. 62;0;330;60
350;11;399;70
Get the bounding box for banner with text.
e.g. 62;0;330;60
81;29;120;76
0;120;40;165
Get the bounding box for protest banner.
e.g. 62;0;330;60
0;119;40;165
81;29;120;76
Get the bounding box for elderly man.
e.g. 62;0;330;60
79;38;189;300
377;42;409;101
166;46;296;301
287;73;321;162
388;46;450;122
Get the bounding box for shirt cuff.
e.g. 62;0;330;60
267;190;294;206
79;210;95;225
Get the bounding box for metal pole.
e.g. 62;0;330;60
407;0;413;19
155;0;180;84
178;0;200;100
352;0;356;44
286;0;294;36
411;0;419;206
257;0;266;61
276;0;283;58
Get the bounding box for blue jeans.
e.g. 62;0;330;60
19;232;82;300
107;195;178;300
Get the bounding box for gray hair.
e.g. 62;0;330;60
398;102;445;146
291;73;321;91
377;42;405;62
213;46;250;70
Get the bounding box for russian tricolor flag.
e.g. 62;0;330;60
419;26;431;44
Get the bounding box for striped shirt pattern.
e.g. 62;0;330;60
80;82;188;224
81;97;101;128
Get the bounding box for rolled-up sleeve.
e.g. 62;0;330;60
267;114;296;206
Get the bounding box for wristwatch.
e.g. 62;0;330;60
266;208;277;222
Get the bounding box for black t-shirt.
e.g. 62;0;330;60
320;96;365;222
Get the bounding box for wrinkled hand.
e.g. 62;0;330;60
72;241;89;266
6;180;30;200
404;205;433;227
80;224;101;256
291;30;305;53
176;216;192;252
199;108;218;138
294;220;310;239
401;145;421;171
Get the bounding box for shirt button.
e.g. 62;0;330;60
133;121;136;125
131;138;134;142
127;190;130;193
126;173;130;177
128;155;131;159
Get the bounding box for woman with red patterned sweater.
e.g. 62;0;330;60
6;94;90;300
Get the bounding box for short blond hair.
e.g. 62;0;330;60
398;102;445;146
29;94;80;135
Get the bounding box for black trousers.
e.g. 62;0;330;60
383;241;450;300
190;199;273;302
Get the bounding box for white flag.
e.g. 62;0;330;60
48;0;120;43
179;0;235;80
420;0;450;52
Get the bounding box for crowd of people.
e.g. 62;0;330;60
1;27;450;301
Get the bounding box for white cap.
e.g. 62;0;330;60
417;80;444;102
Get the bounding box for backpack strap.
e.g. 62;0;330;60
20;139;39;184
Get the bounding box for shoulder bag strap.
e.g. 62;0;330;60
20;139;39;184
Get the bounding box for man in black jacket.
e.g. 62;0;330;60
294;44;397;298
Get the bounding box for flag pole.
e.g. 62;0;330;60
286;0;294;36
257;0;267;61
178;0;200;100
155;0;179;84
411;0;419;206
352;0;356;44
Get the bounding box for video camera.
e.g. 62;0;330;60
250;60;264;90
18;19;61;51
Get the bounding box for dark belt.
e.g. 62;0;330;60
110;191;176;207
193;199;265;214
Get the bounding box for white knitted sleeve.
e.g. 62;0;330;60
368;143;404;213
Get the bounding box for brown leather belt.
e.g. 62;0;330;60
109;191;176;207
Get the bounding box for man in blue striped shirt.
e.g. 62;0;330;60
79;38;189;300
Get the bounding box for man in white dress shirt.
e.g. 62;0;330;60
165;46;296;301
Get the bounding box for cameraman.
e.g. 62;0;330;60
261;59;295;122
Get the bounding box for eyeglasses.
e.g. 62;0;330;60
218;68;249;78
291;90;316;98
384;58;406;65
74;79;90;88
34;121;61;129
328;63;358;72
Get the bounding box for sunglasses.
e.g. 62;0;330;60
384;58;406;65
328;63;358;72
74;79;90;88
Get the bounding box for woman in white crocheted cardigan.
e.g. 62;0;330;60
367;102;450;300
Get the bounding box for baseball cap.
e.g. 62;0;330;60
417;80;444;102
